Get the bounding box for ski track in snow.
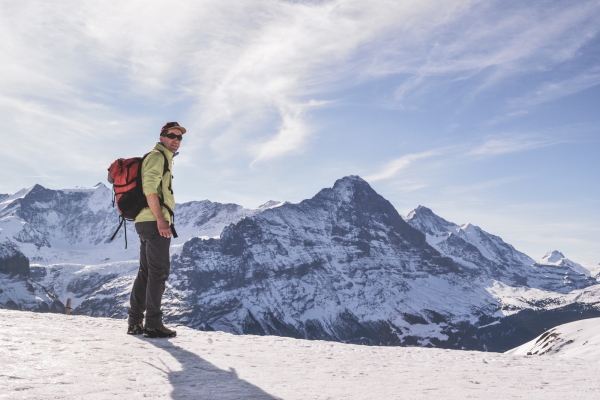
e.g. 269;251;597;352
2;310;600;399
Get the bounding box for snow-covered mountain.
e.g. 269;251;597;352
405;206;594;293
23;176;596;351
0;183;279;264
1;176;598;352
0;182;279;315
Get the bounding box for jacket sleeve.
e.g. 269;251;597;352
141;152;165;196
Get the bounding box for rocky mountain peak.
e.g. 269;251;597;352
310;175;384;206
327;175;372;201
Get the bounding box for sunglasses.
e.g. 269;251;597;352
161;132;183;141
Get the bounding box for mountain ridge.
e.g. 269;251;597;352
0;176;597;351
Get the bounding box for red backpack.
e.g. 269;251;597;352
107;152;172;247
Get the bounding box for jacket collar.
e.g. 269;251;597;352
154;142;177;159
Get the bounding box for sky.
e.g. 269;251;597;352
0;0;599;265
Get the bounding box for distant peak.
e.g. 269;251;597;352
93;182;107;188
406;206;437;221
542;250;565;263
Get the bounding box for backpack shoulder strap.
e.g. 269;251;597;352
143;150;174;215
142;150;170;176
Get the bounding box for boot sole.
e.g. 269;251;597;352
143;330;177;338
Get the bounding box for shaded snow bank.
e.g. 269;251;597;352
2;310;600;399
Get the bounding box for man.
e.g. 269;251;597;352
127;121;186;338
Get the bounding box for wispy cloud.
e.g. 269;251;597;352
469;135;561;157
509;70;600;109
442;175;532;197
0;0;598;188
364;151;438;182
3;0;597;168
380;1;600;105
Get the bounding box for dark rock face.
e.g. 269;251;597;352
164;176;496;345
0;243;64;312
0;243;30;276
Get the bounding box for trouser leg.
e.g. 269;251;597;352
135;221;171;328
129;222;171;328
127;230;149;325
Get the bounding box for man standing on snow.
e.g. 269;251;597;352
127;122;185;338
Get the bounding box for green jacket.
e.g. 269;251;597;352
135;143;175;224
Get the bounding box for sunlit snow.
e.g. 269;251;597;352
2;310;599;399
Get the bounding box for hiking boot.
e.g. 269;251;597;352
127;323;144;335
143;325;177;338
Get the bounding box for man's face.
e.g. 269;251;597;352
159;128;183;153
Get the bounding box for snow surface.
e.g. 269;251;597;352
2;310;600;399
507;317;600;359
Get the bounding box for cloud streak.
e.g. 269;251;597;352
364;151;438;182
509;70;600;109
469;136;561;157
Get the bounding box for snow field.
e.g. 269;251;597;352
2;310;600;399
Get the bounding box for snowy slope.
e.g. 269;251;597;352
2;309;600;400
507;317;600;359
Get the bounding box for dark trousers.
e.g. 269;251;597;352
127;221;171;328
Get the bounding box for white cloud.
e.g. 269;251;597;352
364;151;438;182
0;0;598;175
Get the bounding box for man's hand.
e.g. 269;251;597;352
156;218;172;238
146;193;172;238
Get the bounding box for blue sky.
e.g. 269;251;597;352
0;0;599;265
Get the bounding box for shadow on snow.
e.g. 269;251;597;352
137;336;280;400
